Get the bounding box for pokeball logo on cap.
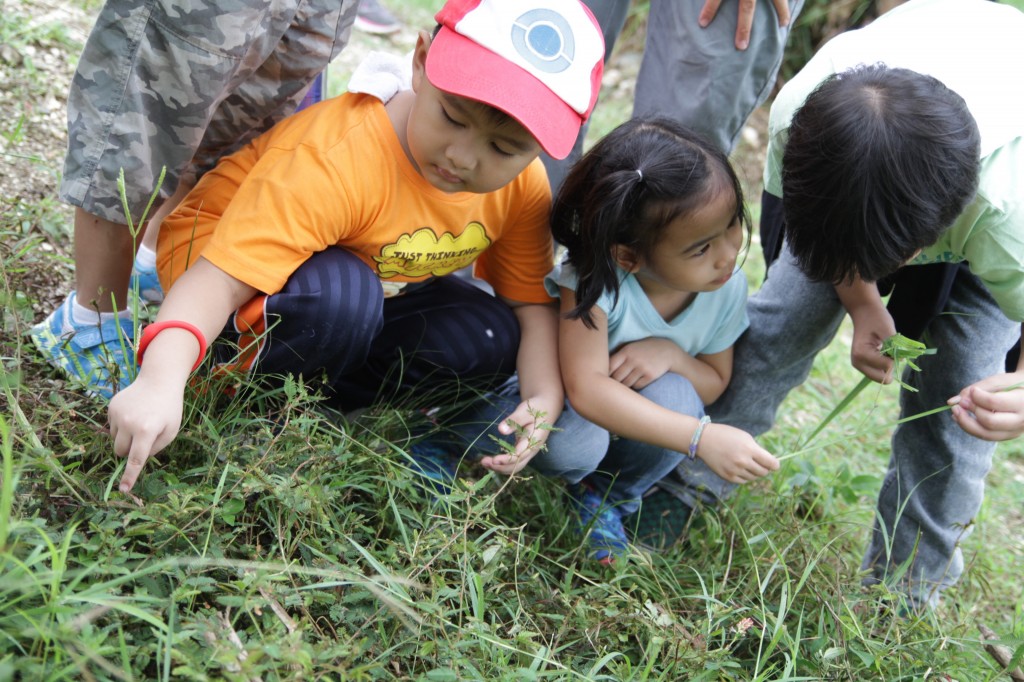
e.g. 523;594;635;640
510;9;575;74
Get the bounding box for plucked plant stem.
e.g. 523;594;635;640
780;334;1023;461
780;334;935;460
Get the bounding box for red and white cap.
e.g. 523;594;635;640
427;0;605;160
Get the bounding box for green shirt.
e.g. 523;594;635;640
764;0;1024;321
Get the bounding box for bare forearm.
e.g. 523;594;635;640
834;276;883;316
512;302;564;413
137;258;257;383
566;374;699;453
666;353;730;404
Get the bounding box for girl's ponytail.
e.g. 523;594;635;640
553;155;647;328
551;117;749;328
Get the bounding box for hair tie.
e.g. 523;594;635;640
635;169;643;182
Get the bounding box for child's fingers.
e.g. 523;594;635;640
950;404;1002;440
119;440;154;493
479;455;515;474
740;459;777;481
754;449;780;472
852;353;893;384
951;402;1024;441
480;452;531;475
969;385;1024;413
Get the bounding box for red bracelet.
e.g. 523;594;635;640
136;320;209;372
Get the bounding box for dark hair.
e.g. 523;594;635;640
782;64;980;284
551;117;750;328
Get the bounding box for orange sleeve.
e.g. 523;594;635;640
474;160;556;304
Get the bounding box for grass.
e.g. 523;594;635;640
5;205;1024;679
2;1;1024;679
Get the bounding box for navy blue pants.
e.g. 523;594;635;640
216;248;521;409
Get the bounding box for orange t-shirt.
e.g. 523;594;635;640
158;93;555;304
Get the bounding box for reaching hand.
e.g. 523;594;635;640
108;373;187;493
695;422;779;484
848;305;897;384
949;370;1024;441
478;398;558;475
699;0;792;50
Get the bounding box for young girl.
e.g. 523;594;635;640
474;117;780;562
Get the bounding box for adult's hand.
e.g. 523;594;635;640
699;0;792;50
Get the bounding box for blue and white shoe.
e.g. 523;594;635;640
29;292;137;400
566;480;630;564
129;261;164;304
407;440;461;495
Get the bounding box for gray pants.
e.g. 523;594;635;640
450;373;701;516
544;0;804;190
707;246;1020;607
61;0;357;223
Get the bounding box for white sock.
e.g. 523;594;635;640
134;243;157;270
69;294;132;332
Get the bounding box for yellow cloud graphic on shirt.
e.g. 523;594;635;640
375;222;491;279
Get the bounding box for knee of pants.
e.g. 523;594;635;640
260;248;384;376
531;405;612;482
411;288;520;378
638;373;704;416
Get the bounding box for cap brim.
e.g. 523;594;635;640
425;26;582;160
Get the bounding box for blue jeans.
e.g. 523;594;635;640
456;373;701;516
708;245;1021;607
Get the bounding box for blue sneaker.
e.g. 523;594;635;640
407;440;460;495
129;260;164;304
29;292;137;400
566;480;629;564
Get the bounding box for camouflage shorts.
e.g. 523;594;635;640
60;0;358;224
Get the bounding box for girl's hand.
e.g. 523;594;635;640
948;371;1024;441
109;372;188;492
479;398;560;475
696;423;779;484
609;338;680;389
848;305;897;384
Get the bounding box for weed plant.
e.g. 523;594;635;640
5;233;1024;678
2;1;1023;678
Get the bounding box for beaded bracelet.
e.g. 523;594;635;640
688;415;711;460
136;320;208;373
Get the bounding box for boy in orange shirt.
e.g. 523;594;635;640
108;0;605;493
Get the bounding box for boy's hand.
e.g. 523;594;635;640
609;338;680;389
949;370;1024;441
696;423;779;484
109;374;187;492
479;398;559;475
848;305;897;384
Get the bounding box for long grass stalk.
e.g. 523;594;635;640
0;415;13;549
781;378;1023;463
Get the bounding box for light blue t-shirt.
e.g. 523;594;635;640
545;262;750;356
763;0;1024;321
